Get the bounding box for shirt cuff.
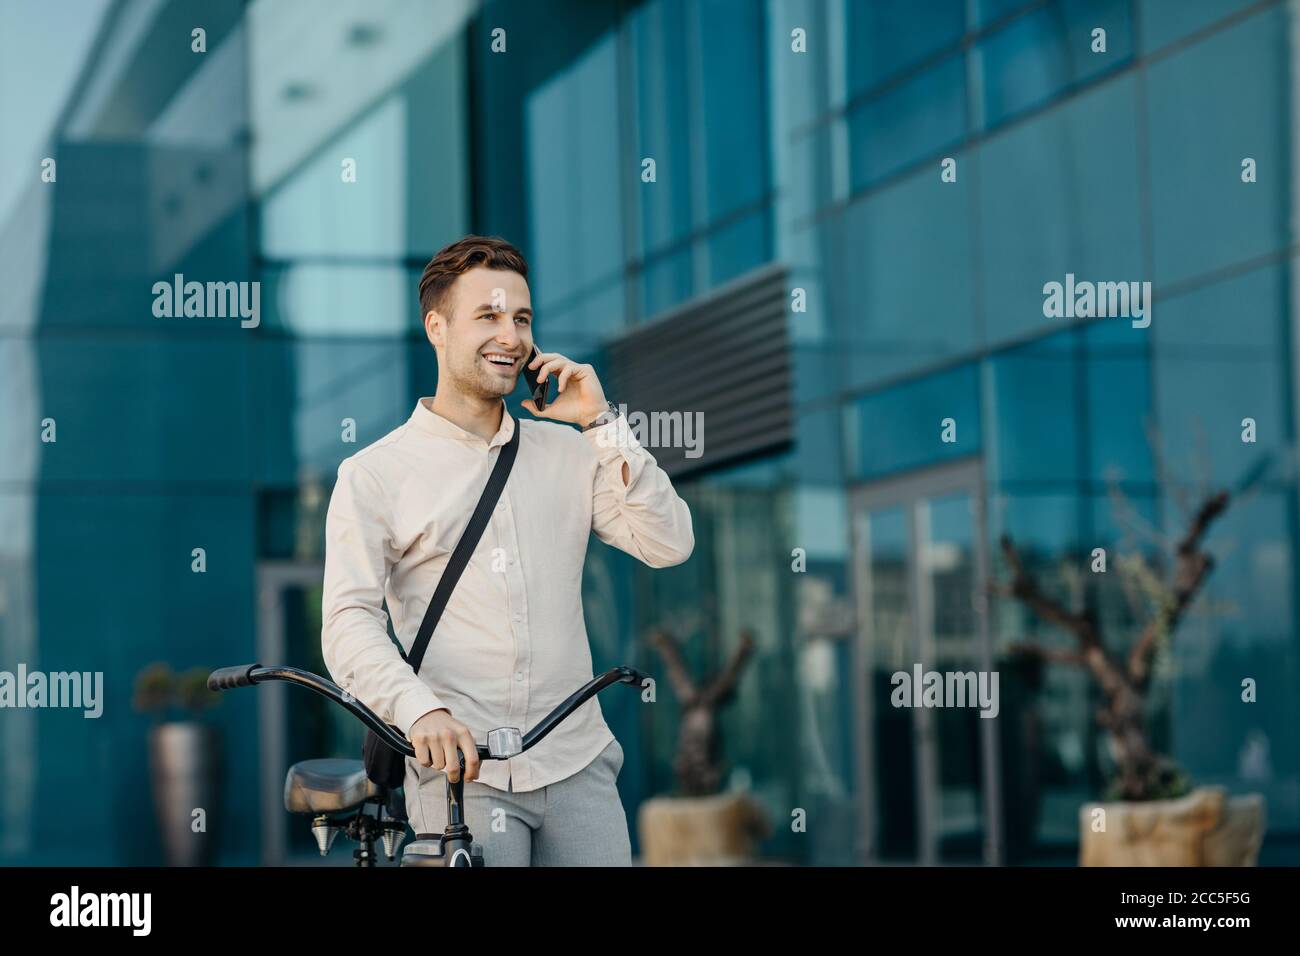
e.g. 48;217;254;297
394;683;449;736
582;411;642;463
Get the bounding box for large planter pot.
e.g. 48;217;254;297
148;721;220;866
637;792;770;866
1079;786;1265;866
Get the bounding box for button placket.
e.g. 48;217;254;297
499;499;529;729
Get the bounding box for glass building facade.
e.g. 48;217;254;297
1;0;1297;865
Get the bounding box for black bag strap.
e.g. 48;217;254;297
404;416;520;673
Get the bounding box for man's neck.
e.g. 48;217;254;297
427;390;505;443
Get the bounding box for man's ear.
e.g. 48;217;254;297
424;309;444;350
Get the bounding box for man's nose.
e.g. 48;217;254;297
495;327;525;350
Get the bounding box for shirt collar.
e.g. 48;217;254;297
410;396;516;449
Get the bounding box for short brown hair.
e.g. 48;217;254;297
418;235;530;324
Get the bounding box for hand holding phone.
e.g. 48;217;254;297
521;344;550;412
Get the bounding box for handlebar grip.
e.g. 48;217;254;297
208;664;259;691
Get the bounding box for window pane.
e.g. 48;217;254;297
847;52;966;192
631;0;693;255
846;0;966;96
706;208;768;289
845;363;981;480
1166;491;1299;832
977;0;1132;129
36;337;252;483
1138;0;1257;54
1145;5;1288;287
1084;319;1152;485
639;245;692;319
977;74;1143;347
259;262;413;335
1153;263;1286;489
260;96;407;259
834;165;977;391
526;34;624;310
987;329;1081;485
696;0;768;222
973;0;1036;28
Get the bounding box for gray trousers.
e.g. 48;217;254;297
404;738;632;866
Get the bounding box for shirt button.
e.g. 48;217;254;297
513;612;522;622
515;671;524;682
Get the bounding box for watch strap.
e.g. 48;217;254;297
581;401;620;432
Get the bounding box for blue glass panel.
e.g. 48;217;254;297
630;0;693;255
706;208;768;289
846;363;980;480
978;0;1133;129
847;52;966;192
260;96;407;259
1152;263;1287;490
1138;0;1258;54
1145;5;1288;287
696;0;768;221
640;245;693;319
988;329;1081;484
36;336;253;483
977;74;1143;346
257;262;414;335
973;0;1036;28
1167;491;1299;830
846;0;966;96
526;34;624;310
1083;319;1152;485
833;165;976;391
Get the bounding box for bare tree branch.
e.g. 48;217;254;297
1127;490;1229;689
701;629;757;708
1113;552;1154;624
996;535;1100;648
647;628;699;704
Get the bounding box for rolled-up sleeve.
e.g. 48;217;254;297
321;457;447;734
584;414;695;568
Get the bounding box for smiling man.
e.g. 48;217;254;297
320;234;694;866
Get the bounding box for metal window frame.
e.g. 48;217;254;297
848;456;1003;865
255;560;326;866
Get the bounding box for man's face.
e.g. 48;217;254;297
428;266;534;401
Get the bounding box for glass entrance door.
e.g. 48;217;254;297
850;460;1002;865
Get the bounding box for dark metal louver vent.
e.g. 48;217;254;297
602;263;792;479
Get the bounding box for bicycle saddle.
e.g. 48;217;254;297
284;758;381;814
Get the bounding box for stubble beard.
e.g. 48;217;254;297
449;349;515;402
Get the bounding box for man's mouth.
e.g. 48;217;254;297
482;352;519;372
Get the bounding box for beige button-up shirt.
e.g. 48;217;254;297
321;396;694;792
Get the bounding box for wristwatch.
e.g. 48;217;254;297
581;401;621;432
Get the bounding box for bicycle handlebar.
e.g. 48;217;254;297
207;662;648;763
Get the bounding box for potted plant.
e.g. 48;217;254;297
636;628;772;866
133;663;222;866
990;478;1266;866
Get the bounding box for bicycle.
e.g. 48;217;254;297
207;662;647;867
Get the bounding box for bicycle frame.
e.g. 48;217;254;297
208;662;647;867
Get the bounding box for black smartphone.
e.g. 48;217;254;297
521;344;550;411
